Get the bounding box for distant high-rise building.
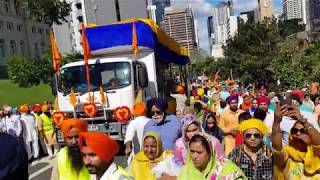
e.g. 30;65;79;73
162;7;197;55
258;0;273;21
0;0;50;61
53;0;149;53
310;0;320;31
152;0;171;24
207;1;233;58
240;11;256;23
283;0;303;20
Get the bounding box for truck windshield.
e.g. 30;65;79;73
58;62;131;94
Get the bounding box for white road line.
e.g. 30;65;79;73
29;164;53;179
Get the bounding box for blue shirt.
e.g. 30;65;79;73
143;115;181;150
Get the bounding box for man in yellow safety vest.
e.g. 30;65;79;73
37;105;59;158
51;119;90;180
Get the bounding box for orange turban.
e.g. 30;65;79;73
42;105;48;112
32;104;42;112
132;102;147;117
19;104;29;113
60;119;88;137
79;132;119;162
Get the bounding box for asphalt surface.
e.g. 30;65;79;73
28;156;128;179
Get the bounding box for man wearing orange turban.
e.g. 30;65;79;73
124;102;149;159
37;104;59;158
79;132;133;180
51;119;90;180
20;104;40;160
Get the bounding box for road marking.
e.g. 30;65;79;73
29;164;52;179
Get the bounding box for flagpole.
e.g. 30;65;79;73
81;24;92;102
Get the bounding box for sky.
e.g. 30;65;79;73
171;0;283;54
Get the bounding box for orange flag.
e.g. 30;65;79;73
132;22;139;57
50;31;61;73
100;86;107;107
81;24;92;65
69;87;78;106
81;24;93;101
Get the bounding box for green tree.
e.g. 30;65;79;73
222;18;282;85
7;54;40;87
17;0;71;26
278;18;305;38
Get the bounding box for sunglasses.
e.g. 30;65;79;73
151;111;163;116
290;127;306;134
244;133;262;139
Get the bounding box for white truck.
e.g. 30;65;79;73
51;19;190;143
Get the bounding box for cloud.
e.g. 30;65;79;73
171;0;215;53
233;0;258;13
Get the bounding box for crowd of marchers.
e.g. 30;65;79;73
0;81;320;180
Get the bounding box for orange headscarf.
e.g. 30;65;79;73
60;119;88;137
19;104;29;113
42;105;49;112
132;102;147;117
79;132;119;162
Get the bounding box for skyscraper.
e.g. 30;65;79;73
162;7;197;55
53;0;149;53
310;0;320;31
207;1;233;58
0;0;50;61
152;0;171;24
258;0;273;21
283;0;306;20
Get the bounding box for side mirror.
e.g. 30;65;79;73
135;62;148;88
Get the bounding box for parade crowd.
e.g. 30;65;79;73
1;81;320;180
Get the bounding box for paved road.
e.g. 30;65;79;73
29;156;128;179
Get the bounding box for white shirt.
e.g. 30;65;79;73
1;115;22;137
170;94;187;114
264;109;320;145
124;116;150;153
91;163;131;180
20;113;38;142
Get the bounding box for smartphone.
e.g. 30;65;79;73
280;94;292;107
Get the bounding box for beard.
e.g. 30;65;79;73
220;101;227;108
67;145;84;174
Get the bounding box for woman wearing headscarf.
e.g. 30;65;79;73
175;115;224;166
178;133;246;180
202;112;223;143
273;101;320;179
129;132;172;180
228;119;272;180
239;95;252;112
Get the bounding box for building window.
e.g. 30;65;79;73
14;0;19;15
20;41;25;56
10;40;16;54
38;28;43;34
75;3;82;9
40;42;45;52
0;21;4;30
17;24;23;31
7;22;14;31
32;26;36;33
4;0;10;13
34;43;39;57
77;16;84;23
0;39;6;58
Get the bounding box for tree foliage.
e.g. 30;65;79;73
194;18;320;89
7;50;81;87
17;0;71;26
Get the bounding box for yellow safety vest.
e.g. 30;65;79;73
40;113;54;133
34;113;40;123
58;147;91;180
